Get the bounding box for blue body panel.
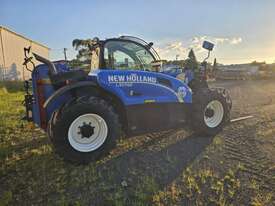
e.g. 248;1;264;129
89;69;192;105
31;63;71;126
31;65;192;128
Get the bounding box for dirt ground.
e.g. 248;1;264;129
0;80;275;206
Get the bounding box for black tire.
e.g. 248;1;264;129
47;97;79;142
49;96;122;164
190;88;231;136
47;110;59;142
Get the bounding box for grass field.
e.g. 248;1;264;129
0;80;275;206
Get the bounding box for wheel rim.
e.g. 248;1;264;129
68;114;108;152
204;100;224;128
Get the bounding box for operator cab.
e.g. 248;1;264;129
90;36;162;72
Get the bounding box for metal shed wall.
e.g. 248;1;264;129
0;26;50;80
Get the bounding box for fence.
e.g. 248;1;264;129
0;65;21;80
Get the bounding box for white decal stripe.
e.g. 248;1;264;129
109;81;182;102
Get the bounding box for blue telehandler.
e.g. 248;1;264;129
22;36;231;164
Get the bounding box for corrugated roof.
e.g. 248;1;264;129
0;25;50;50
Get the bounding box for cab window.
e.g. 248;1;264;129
104;40;155;71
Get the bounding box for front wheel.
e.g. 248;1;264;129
190;88;231;136
49;96;122;164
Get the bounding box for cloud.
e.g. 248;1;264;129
155;35;242;60
190;36;242;49
155;41;188;60
230;37;242;45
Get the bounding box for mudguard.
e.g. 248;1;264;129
43;81;97;108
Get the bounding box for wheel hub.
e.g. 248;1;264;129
68;113;108;152
78;122;95;138
204;100;224;128
205;108;214;118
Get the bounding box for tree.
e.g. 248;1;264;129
185;49;199;71
72;39;93;61
71;39;96;71
212;58;217;74
250;60;266;66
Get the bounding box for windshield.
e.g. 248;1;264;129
104;40;155;71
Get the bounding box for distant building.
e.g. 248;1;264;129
217;63;261;80
0;26;50;80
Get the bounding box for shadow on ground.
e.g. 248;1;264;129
101;133;213;188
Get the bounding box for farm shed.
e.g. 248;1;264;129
0;26;50;80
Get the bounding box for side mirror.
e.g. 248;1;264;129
202;41;214;51
147;42;153;49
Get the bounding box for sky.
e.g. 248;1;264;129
1;0;275;64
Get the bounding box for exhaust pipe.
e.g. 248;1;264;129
32;53;58;75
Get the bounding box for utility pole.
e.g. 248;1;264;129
63;48;68;61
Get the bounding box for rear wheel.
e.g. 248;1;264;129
49;96;122;164
190;88;231;136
